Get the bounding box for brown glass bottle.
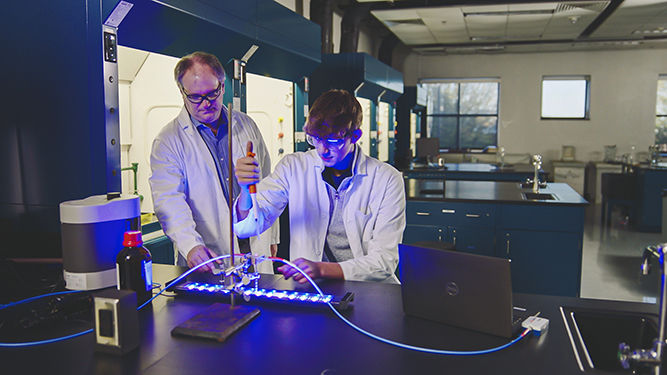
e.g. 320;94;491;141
116;231;152;307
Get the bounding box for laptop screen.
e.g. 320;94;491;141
399;243;516;338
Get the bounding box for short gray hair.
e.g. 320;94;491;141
174;51;225;89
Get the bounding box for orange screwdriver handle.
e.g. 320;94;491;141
247;151;257;194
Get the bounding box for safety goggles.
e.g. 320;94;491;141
306;134;348;150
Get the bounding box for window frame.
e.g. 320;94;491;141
540;75;591;120
420;78;500;152
656;75;667;145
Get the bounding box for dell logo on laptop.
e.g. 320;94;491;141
446;281;459;296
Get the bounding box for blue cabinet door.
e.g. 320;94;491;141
497;230;581;297
403;224;443;244
452;225;495;256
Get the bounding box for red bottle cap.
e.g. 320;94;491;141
123;231;143;247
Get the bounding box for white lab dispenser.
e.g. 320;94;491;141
59;193;140;290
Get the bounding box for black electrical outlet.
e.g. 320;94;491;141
104;32;117;63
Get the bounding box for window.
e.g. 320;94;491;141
422;79;499;151
541;76;590;119
656;76;667;144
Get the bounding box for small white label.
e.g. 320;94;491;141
116;264;121;290
104;1;133;28
304;105;309;115
64;271;84;290
144;260;153;291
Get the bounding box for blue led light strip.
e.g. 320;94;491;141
181;282;334;304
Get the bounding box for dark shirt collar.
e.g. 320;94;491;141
191;109;228;140
322;146;358;189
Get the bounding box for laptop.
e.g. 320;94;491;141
399;243;528;338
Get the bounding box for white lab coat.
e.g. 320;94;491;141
149;107;277;273
234;146;405;283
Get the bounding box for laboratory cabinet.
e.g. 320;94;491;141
635;167;667;232
495;204;584;297
405;201;496;256
403;180;587;297
496;230;581;297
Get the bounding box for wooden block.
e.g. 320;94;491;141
171;303;260;342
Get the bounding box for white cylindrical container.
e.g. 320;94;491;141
59;194;140;290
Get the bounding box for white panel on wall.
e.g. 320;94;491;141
333;11;342;53
118;81;133;196
118;82;132;145
246;73;295;171
378;101;390;161
410;112;417;157
273;0;296;11
118;47;182;213
358;97;372;155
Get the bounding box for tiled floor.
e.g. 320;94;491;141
579;204;666;303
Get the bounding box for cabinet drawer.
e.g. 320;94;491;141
498;204;584;232
406;201;447;225
402;224;443;244
407;201;495;227
453;202;496;227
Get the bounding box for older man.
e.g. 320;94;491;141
149;51;277;273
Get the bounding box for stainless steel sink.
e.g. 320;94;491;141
522;192;557;201
560;306;661;373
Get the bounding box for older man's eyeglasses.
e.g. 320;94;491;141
306;134;348;150
182;81;222;104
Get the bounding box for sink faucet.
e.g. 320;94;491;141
619;244;667;373
498;147;506;168
531;154;542;193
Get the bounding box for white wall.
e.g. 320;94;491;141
246;73;295;171
403;49;667;165
118;49;182;213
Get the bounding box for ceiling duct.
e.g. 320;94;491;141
341;4;372;53
555;2;610;13
378;33;400;66
384;18;426;27
311;0;335;54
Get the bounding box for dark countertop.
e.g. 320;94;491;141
407;162;537;174
406;179;589;206
2;265;663;374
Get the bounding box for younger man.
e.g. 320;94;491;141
234;89;405;283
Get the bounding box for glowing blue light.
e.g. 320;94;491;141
180;282;334;305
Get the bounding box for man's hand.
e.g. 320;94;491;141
186;245;220;272
277;258;322;284
235;141;259;220
277;258;344;284
270;244;278;258
235;141;260;189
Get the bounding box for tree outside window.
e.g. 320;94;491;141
422;80;499;151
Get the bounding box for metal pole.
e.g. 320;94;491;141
228;102;235;307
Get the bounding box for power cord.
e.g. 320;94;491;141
266;256;533;355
